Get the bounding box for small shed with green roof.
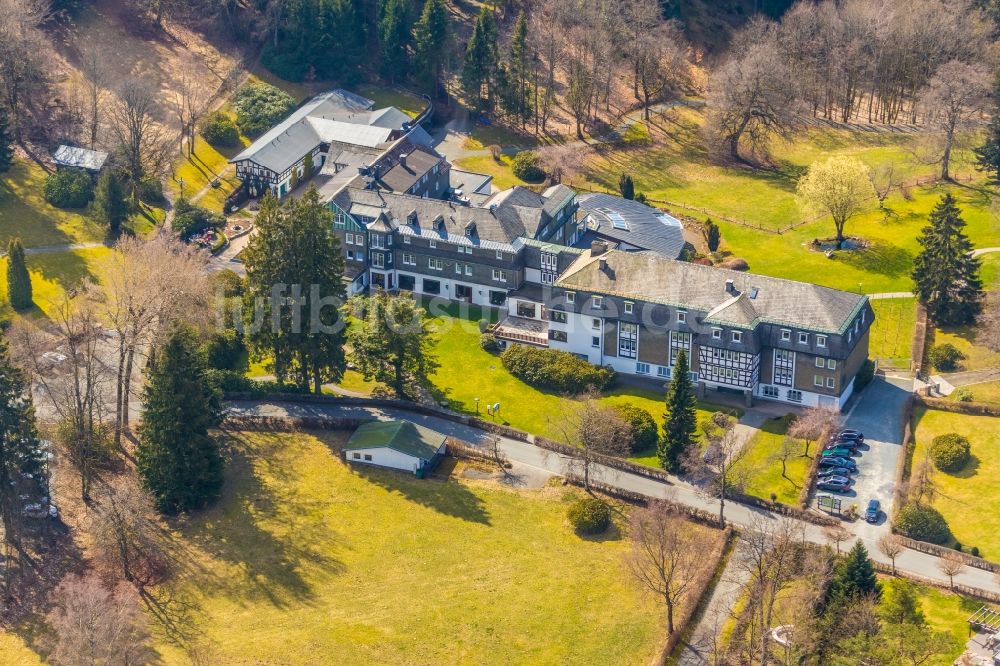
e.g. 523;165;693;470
343;420;447;477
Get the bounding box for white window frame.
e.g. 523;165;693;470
677;310;687;323
428;258;443;271
731;331;742;343
817;335;827;348
429;239;437;248
781;329;791;341
455;263;462;275
496;250;504;259
591;336;600;348
492;269;507;283
593;296;603;308
345;232;354;245
712;328;722;340
827;359;837;370
636;362;650;375
798;332;809;345
826;377;836;389
403;235;411;244
566;292;575;304
592;318;601;330
763;385;779;398
371;253;385;268
403;253;415;266
815;357;824;368
788;390;803;403
657;366;671;378
465;265;473;276
814;375;824;387
624;302;634;314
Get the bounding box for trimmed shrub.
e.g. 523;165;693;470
173;198;225;239
929;433;971;473
477;318;490;333
613;403;658;453
209;269;245;297
233;82;296;137
894;503;951;544
44;168;93;209
717;257;750;271
970;546;980;557
928;343;965;372
953;387;973;402
854;358;876;393
567;497;611;535
511;151;545;182
479;333;499;352
500;344;615;394
200;111;241;148
138;176;164;205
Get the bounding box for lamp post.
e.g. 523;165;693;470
178;176;185;200
474;397;480;414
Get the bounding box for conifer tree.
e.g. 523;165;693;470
912;194;983;326
618;173;635;200
0;336;45;547
704;219;722;252
974;72;1000;184
659;349;697;472
828;541;881;603
462;6;499;111
377;0;411;81
92;170;130;233
508;11;531;127
0;105;12;174
137;326;223;515
413;0;450;95
6;238;32;311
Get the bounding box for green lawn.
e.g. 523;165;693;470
735;414;810;505
453;154;534;190
911;408;1000;559
167;105;249;214
355;85;427;118
870;298;917;369
423;300;740;455
980;252;1000;290
0;247;113;320
144;429;669;664
881;578;980;666
934;324;1000;372
951;380;1000;405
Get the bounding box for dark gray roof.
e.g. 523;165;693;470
556;249;868;334
449;168;494;195
348;138;441;193
575;193;686;259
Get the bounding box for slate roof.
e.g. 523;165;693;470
347;138;442;193
344;420;446;460
53;145;108;171
557;249;868;334
575;193;686;259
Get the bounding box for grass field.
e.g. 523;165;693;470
355;85;427;119
453;154;533;190
0;247;113;320
934;323;1000;372
142;429;675;664
870;298;917;368
735;414;809;505
880;578;979;666
911;408;1000;559
951;380;1000;405
167;105;249;215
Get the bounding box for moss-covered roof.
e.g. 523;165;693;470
344;420;445;460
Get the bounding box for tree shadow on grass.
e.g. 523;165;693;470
834;240;913;279
177;430;345;610
948;454;980;480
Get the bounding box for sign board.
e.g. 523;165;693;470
817;495;842;512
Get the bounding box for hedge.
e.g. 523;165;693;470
43;168;93;209
500;344;615;393
200;111;241;148
613;403;658;453
929;433;971;473
233;82;296;137
894;503;951;544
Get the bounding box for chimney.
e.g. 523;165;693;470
399;153;408;168
725;279;735;294
598;258;607;271
591;240;609;256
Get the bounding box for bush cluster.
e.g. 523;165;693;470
203;329;246;370
205;369;312;395
894;503;951;544
233;83;296;137
928;343;965;372
854;358;876;393
511;151;545;182
717;257;750;271
500;345;615;394
200;111;241;148
613;403;658;453
953;387;973;402
929;433;971;473
43;168;93;209
138;176;164;205
567;497;611;535
479;333;499;352
173;198;225;239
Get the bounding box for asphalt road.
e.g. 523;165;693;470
813;377;912;541
226;396;1000;594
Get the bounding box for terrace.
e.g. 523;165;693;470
493;315;549;347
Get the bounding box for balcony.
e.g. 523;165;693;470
493;315;550;347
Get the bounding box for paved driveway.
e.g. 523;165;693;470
813;377;912;537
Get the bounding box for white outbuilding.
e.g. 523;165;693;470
343;420;447;478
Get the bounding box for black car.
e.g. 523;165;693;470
866;499;881;523
825;439;860;452
833;430;865;444
818;466;853;478
817;477;852;492
819;456;857;470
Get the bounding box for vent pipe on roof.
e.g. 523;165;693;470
591;240;609;256
598;258;607;271
489;204;498;216
725;279;735;294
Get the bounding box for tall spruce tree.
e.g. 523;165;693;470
6;238;32;311
618;173;635;200
377;0;411;81
0;105;12;174
413;0;450;95
348;291;434;399
912;194;983;326
461;6;499;110
974;72;1000;184
827;541;881;603
508;11;531;127
92;170;130;233
0;336;45;547
137;326;223;515
659;349;697;472
242;186;347;392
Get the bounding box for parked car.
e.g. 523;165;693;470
825;438;859;452
819;457;857;470
866;499;881;523
822;446;854;458
837;429;865;443
818;466;853;478
817;477;853;492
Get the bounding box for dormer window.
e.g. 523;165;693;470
677;311;687;324
566;292;576;304
781;329;791;341
407;210;418;226
798;332;809;345
593;296;603;308
732;331;743;343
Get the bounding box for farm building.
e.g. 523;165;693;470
343;420;446;477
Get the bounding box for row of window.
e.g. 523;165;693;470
780;329;826;347
761;385;803;403
344;232;365;246
814;375;837;389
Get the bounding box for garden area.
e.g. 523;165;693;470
146;429;670;664
733;414;810;505
909;408;1000;560
869;298;917;370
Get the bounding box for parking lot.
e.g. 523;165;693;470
813;376;913;536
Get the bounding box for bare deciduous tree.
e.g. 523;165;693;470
90;476;170;588
625;500;709;634
918;60;991;180
685;414;749;525
79;48;108;150
0;0;52;141
552;390;630;491
788;406;841;458
869;161;900;210
633;20;688;120
45;573;152;666
936;551;965;589
824;524;850;555
108;81;172;204
876;533;905;575
173;72;213;157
